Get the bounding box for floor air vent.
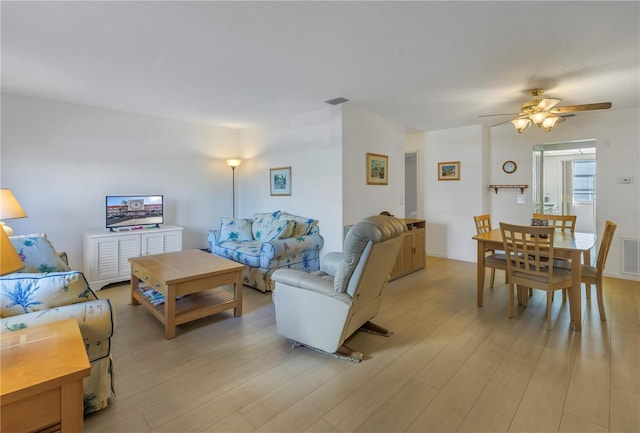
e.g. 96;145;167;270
621;238;640;276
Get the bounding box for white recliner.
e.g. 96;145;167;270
271;215;406;362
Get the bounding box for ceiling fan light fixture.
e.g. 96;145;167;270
540;114;560;132
482;88;612;135
529;111;548;126
512;117;531;133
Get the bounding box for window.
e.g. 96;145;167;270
573;160;596;202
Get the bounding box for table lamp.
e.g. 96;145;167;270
1;227;24;275
0;188;28;235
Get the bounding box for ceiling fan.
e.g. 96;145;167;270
481;89;612;133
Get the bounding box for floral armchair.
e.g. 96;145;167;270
208;211;324;292
1;233;115;414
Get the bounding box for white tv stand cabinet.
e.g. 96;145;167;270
83;225;183;290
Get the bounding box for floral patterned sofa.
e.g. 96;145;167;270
1;233;115;414
208;211;324;292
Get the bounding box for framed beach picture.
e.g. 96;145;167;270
366;153;388;185
270;166;291;196
438;161;460;181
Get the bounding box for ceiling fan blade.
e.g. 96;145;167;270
478;113;518;118
490;119;515;127
536;98;561;111
488;112;573;128
551;102;612;114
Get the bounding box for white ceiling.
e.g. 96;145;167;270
2;1;639;132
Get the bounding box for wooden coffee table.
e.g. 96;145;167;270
130;249;245;339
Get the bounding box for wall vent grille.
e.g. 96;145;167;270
621;238;640;276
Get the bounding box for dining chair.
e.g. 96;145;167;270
474;214;506;289
555;220;617;321
500;222;574;331
533;213;577;301
532;213;577;233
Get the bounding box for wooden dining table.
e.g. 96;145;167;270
472;228;595;331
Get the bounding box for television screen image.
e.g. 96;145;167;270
106;195;163;230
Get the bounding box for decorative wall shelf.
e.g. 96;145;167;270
489;184;528;194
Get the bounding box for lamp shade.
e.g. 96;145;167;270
529;111;548;126
511;118;531;133
226;159;242;168
540;114;560;132
0;189;27;219
0;228;24;275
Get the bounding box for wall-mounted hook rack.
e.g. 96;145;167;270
489;184;528;194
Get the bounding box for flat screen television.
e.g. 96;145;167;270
106;195;163;231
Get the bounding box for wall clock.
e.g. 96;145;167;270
502;160;517;174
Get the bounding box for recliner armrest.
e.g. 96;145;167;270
272;269;351;304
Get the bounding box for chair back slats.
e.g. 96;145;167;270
474;214;492;234
532;213;577;233
473;214;505;290
501;223;556;279
596;220;617;275
500;222;573;331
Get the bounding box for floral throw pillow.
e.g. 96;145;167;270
9;233;71;273
278;213;317;237
219;218;253;243
251;210;281;240
260;220;294;242
0;271;95;317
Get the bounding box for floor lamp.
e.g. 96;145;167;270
226;159;241;218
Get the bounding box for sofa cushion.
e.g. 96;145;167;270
219;217;253;243
0;271;96;317
9;233;71;273
251;210;282;240
213;241;262;268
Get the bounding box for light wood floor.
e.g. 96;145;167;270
85;257;640;433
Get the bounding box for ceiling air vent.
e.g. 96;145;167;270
325;97;350;105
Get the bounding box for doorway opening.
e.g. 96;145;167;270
532;140;596;233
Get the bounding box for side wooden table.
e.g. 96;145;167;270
1;319;91;433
